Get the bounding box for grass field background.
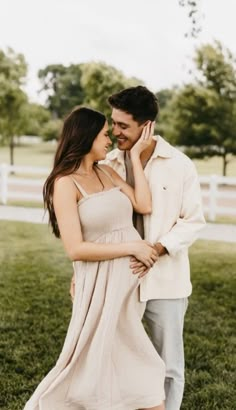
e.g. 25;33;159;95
0;220;235;409
0;143;236;176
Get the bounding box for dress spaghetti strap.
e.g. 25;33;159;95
95;164;116;186
70;177;88;198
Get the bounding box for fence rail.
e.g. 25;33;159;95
0;164;236;221
199;175;236;220
0;164;47;205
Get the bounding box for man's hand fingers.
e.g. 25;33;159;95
138;266;150;278
143;121;151;140
138;269;149;278
132;266;146;275
130;261;144;269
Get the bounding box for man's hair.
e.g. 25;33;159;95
108;85;159;124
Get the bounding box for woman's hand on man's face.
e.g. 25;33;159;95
130;121;155;157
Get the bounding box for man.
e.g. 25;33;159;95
105;86;205;410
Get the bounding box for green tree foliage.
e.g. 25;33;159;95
156;89;176;109
156;88;178;137
179;0;202;38
0;48;28;165
195;42;236;100
38;64;85;118
23;103;51;136
163;42;236;176
38;61;142;147
80;62;142;119
41;118;63;141
39;62;142;121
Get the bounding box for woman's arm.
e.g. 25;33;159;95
53;176;157;265
101;122;155;214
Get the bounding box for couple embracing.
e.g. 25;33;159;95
24;86;205;410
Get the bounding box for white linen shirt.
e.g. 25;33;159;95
103;135;206;301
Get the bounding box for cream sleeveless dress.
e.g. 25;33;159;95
24;169;165;410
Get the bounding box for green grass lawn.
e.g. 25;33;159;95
0;221;235;409
1;143;236;176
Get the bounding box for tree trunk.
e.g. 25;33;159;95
222;153;228;177
10;136;15;167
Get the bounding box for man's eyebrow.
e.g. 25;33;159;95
111;119;129;127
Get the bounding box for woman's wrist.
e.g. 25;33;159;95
125;241;137;257
125;242;133;256
130;150;141;161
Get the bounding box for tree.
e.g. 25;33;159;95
41;118;63;142
38;61;143;146
38;64;85;118
155;88;178;137
163;42;236;176
179;0;202;38
0;48;28;165
194;41;236;100
23;103;51;136
80;62;142;120
156;89;176;110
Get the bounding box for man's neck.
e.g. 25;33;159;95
126;138;157;166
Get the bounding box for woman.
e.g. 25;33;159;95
24;106;165;410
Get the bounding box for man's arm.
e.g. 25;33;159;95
153;242;168;256
157;160;205;257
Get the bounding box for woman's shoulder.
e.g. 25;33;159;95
54;174;73;186
54;175;77;194
53;174;79;202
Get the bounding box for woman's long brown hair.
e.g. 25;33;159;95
43;106;106;237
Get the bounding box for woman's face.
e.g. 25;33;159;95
91;121;112;160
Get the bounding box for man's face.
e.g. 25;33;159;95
111;108;145;151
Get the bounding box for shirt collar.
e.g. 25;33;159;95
107;135;173;164
151;135;173;159
107;147;125;164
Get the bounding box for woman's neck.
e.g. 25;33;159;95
77;156;95;176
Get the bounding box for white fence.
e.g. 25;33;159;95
0;164;236;222
0;164;48;204
199;175;236;221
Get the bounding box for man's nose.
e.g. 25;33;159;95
112;124;121;136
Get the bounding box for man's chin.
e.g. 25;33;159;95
117;140;132;151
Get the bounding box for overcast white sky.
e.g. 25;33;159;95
0;0;235;103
